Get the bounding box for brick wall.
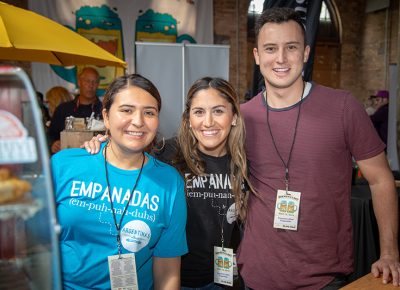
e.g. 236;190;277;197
215;0;399;104
213;0;250;100
360;1;399;100
342;0;399;103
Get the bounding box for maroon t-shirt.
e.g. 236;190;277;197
237;83;385;290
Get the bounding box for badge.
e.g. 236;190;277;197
214;246;233;286
108;253;138;290
273;189;301;231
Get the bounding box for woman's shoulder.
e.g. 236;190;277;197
51;147;100;166
147;154;184;182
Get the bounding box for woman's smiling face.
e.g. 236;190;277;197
103;86;159;154
189;88;237;157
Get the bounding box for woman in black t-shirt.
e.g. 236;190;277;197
83;77;253;290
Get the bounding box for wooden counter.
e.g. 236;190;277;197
342;273;399;289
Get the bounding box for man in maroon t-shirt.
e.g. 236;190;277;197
237;7;399;290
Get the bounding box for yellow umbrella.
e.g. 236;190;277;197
0;1;126;68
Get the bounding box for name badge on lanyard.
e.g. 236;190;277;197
108;253;138;290
214;246;234;286
273;189;301;231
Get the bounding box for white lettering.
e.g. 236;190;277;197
150;195;159;211
69;181;160;212
101;187;110;201
70;181;81;196
185;173;192;188
131;190;141;206
121;189;131;204
140;193;150;209
80;182;93;198
111;187;122;203
192;176;205;188
92;183;102;198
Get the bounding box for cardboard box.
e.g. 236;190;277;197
60;130;96;149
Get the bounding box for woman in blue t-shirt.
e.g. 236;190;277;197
52;74;187;290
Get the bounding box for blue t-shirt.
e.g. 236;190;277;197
51;144;188;290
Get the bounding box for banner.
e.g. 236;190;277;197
251;0;322;96
28;0;213;97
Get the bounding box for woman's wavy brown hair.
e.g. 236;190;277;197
177;77;253;221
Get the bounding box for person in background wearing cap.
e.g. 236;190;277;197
371;90;390;146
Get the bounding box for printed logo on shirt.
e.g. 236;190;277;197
184;173;234;200
67;180;160;223
185;173;232;190
226;203;236;224
121;220;151;252
69;180;160;211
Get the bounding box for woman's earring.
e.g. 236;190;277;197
153;136;165;152
232;120;237;126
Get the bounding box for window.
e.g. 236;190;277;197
320;1;331;22
248;0;264;15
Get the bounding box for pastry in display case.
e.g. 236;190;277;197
0;66;62;289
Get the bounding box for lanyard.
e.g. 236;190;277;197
104;143;145;257
265;82;305;192
211;196;230;249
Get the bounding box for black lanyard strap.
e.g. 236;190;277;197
104;143;145;257
210;196;230;249
265;82;305;191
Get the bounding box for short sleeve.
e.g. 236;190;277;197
153;176;188;257
343;92;385;160
50;154;61;197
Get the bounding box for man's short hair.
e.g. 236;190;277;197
255;7;306;45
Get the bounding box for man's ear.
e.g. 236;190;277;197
253;48;260;65
304;45;311;63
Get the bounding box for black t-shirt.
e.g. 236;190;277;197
48;98;102;142
155;138;238;287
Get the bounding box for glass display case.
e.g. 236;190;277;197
0;66;62;289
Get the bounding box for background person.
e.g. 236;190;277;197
370;90;390;146
36;91;51;128
84;77;252;290
45;86;72;118
236;7;399;290
364;95;377;116
51;74;187;290
48;67;102;153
